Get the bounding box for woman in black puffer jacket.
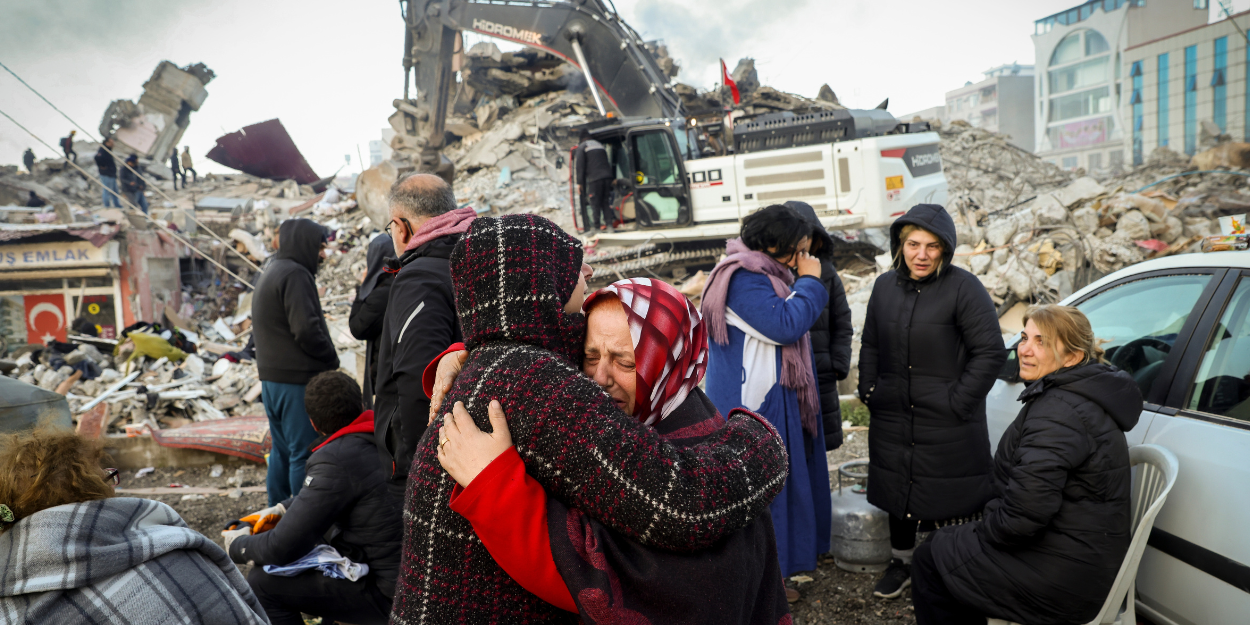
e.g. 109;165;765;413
857;203;1006;598
786;201;854;451
912;305;1141;625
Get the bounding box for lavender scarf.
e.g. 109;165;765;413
701;237;821;436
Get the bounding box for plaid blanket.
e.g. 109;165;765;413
0;497;268;625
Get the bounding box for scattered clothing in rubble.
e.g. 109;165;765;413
262;545;368;581
25;191;45;208
702;235;831;577
916;363;1141;625
373;209;472;499
349;234;394;410
389;215;787;624
230;409;399;625
253;218;338;504
448;277;791;624
858;204;1005;564
788;201;854;450
0;498;267;625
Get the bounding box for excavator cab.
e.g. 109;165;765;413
625;127;692;227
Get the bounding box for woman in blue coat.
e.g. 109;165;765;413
701;204;830;600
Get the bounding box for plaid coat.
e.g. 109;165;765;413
0;497;268;625
389;215;789;624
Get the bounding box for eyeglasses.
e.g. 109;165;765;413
385;217;413;238
104;468;120;486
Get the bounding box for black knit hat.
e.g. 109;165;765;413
450;214;586;361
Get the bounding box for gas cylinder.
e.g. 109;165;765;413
829;459;891;573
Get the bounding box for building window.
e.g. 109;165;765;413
1214;37;1228;132
1185;45;1198;154
1089;152;1103;170
1063;156;1079;169
1046;30;1114;150
1158;53;1170;147
1194;0;1208;8
1132;61;1143;166
1109;149;1124;169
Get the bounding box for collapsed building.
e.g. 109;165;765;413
99;61;215;166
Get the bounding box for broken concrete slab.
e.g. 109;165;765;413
1116;210;1151;240
1051;176;1105;207
206;119;319;184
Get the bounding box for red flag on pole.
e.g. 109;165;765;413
720;59;740;105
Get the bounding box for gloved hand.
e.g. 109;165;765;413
221;526;250;551
240;502;286;534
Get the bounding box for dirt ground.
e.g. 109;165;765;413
144;431;914;624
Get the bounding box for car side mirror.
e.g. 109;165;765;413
998;345;1021;384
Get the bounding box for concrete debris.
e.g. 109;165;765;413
99;61;214;164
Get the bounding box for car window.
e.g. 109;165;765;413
1075;274;1212;397
1185;276;1250;421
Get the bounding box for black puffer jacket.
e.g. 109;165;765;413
373;234;462;498
253;219;339;384
349;234;395;410
787;201;853;450
858;204;1005;520
928;363;1140;624
229;421;403;597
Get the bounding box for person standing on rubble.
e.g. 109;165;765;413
181;146;197;185
857;203;1006;600
23;148;35;174
59;130;77;162
373;173;475;500
349;233;394;410
94;138;121;208
253;218;340;506
169;150;183;191
575;130;615;233
119;154;149;214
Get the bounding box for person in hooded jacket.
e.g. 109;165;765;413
253;218;340;505
857;203;1006;599
224;371;401;625
349;233;394;409
373;173;474;500
786;201;854;450
912;305;1140;625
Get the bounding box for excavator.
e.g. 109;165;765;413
399;0;947;279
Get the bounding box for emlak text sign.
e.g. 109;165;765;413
0;241;115;269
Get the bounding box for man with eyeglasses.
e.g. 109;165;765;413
373;173;476;499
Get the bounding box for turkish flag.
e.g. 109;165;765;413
720;59;740;105
24;294;68;345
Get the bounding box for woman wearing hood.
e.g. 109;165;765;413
349;233;394;409
388;215;789;624
428;277;791;623
784;201;854;451
857;203;1006;599
700;203;832;599
911;305;1141;625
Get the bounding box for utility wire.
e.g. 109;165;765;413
0;59;262;273
0;106;256;290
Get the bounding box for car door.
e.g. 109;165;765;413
985;269;1222;454
1135;268;1250;625
625;128;693;228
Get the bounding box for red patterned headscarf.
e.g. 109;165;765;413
582;278;708;425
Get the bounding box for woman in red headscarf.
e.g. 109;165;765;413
429;277;791;624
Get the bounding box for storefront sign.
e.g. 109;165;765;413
0;241;116;269
1057;117;1108;149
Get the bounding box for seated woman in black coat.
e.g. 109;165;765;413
912;305;1143;625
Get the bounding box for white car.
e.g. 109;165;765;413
985;250;1250;625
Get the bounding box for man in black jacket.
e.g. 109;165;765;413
787;201;854;451
374;173;472;499
349;233;394;409
574;130;614;232
119;154;149;213
225;371;400;625
253;218;339;505
94;138;121;208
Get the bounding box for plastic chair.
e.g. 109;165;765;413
987;444;1179;625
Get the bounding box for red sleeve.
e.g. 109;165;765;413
449;447;577;613
422;342;466;398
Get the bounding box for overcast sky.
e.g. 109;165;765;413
2;0;1245;177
